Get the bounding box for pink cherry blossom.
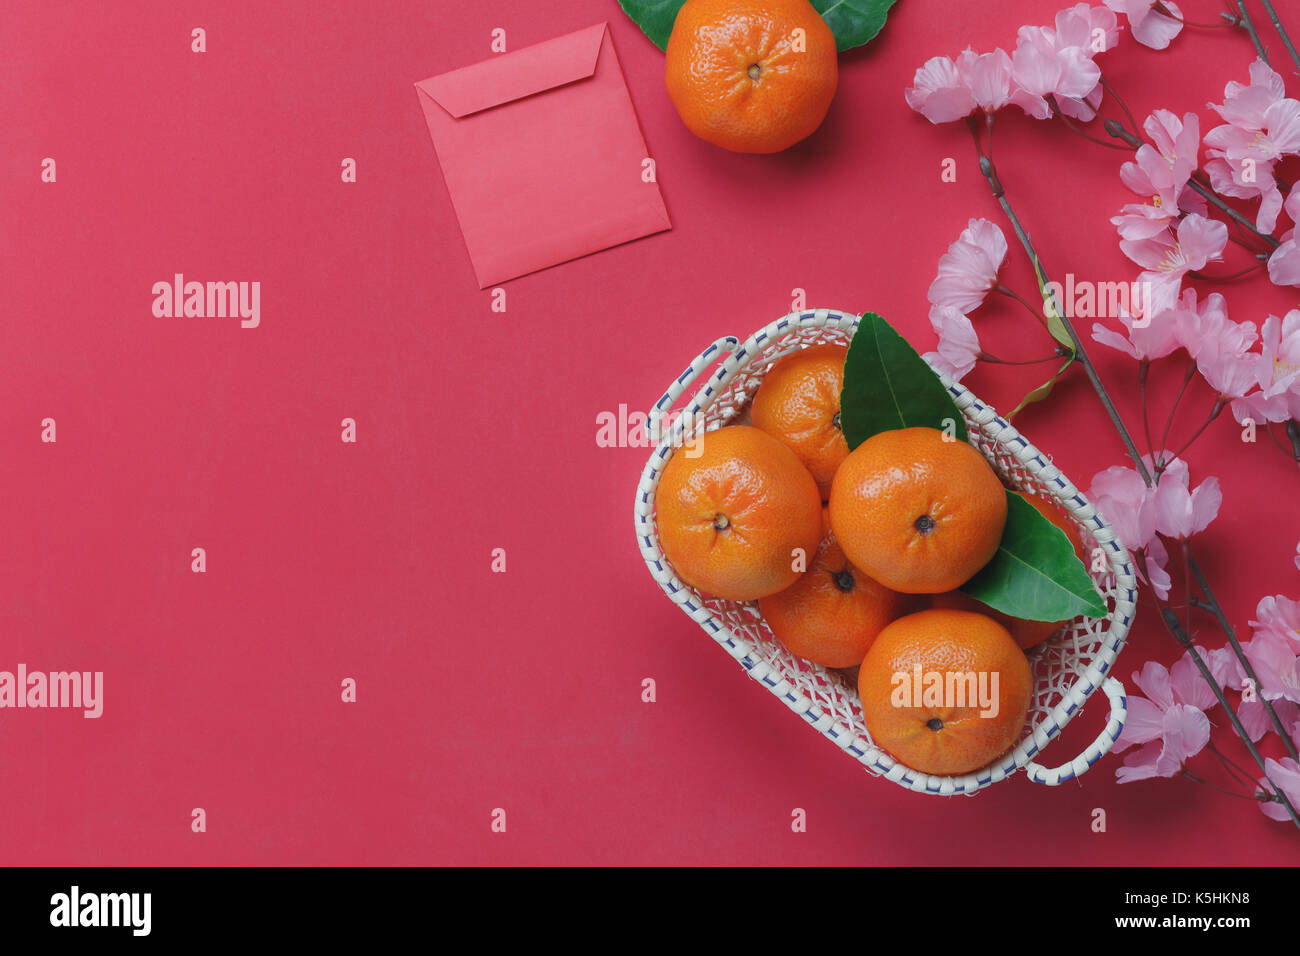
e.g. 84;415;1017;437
1053;3;1120;55
1169;649;1222;711
1142;536;1173;600
1240;697;1300;743
1119;214;1228;315
1171;290;1251;358
1198;343;1260;401
905;54;977;123
1088;464;1156;551
924;305;981;381
1210;58;1287;129
1011;24;1101;120
1104;0;1184;50
1268;191;1300;287
1203;157;1285;234
1091;300;1182;360
1114;659;1211;782
1112;202;1182;241
960;49;1021;114
1205;93;1300;165
1162;289;1260;402
1268;241;1300;287
1251;594;1300;652
1189;318;1260;402
1245;630;1300;704
1148;457;1221;539
905;49;1043;124
1230;311;1300;424
1204;644;1246;688
1113;110;1203;235
1203;61;1300;233
1257;757;1300;822
927;218;1008;314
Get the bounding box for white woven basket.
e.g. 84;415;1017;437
635;308;1138;795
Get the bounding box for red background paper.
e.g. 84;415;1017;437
2;0;1298;865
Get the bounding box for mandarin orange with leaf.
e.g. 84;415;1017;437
828;427;1007;594
664;0;839;154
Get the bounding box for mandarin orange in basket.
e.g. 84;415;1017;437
758;515;912;668
664;0;839;154
858;609;1033;776
828;427;1007;595
930;493;1087;649
749;344;849;499
655;424;822;601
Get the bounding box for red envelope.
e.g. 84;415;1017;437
415;23;671;288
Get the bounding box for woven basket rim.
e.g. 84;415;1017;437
634;307;1137;795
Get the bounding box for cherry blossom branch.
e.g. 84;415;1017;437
1287;419;1300;472
1160;399;1225;468
1155;5;1237;30
1052;99;1131;149
1158;359;1198;455
1188;261;1267;281
992;282;1051;332
1180;769;1267;801
1232;0;1272;63
1139;360;1156;455
1099;77;1140;142
1184;543;1300;762
972;137;1299;825
1259;0;1300;72
1187;172;1281;249
1208;738;1256;787
1152;588;1300;826
974;156;1150;482
1098;119;1283;249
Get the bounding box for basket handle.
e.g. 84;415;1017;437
649;336;740;423
1024;677;1127;786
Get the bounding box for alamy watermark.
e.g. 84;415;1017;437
0;665;103;718
891;664;1000;718
1044;274;1152;325
596;404;705;457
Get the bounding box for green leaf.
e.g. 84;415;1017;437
1006;356;1074;420
618;0;900;53
961;491;1108;622
840;311;968;449
1034;262;1078;356
810;0;901;52
617;0;684;50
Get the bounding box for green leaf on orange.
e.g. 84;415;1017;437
960;491;1107;622
616;0;686;50
617;0;901;52
840;311;968;449
810;0;901;52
